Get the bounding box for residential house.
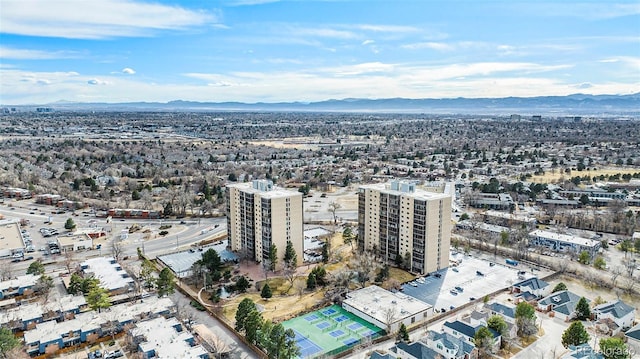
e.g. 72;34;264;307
443;319;501;353
625;322;640;355
592;300;635;335
511;277;550;301
486;302;518;339
425;330;478;359
537;290;588;321
0;274;40;299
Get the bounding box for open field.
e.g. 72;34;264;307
529;166;640;183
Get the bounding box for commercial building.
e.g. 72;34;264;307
57;234;94;252
357;180;452;274
226;180;303;268
0;219;25;257
529;229;601;257
342;285;432;333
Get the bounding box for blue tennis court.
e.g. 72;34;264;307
322;308;337;315
316;321;330;329
347;323;363;330
334;315;349;322
329;329;345;338
343;337;358;346
361;329;375;337
304;314;319;321
293;330;323;358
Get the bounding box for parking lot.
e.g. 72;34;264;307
401;253;550;313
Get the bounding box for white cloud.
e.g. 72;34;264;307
2;60;638;105
223;0;280;5
402;42;455;52
0;0;216;39
122;68;136;75
362;40;375;46
87;79;108;85
0;46;78;60
517;2;640;20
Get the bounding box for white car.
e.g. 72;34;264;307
12;253;23;259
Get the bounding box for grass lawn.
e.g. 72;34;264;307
528;167;639;183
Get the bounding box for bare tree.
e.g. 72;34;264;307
383;307;398;334
610;266;622;287
141;189;153;210
350;251;381;288
63;250;76;274
0;261;13;281
329;201;341;226
111;239;123;261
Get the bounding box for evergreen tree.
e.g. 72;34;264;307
575;297;591;320
157;268;175;297
26;259;45;275
562;322;589;348
68;273;83;295
235;276;250;293
283;241;297;267
87;286;111;312
599;337;628;359
515;301;537;337
236;298;257;332
321;242;329;263
552;282;567;293
163;202;174;216
487;315;508;337
245;310;264;345
306;273;317;289
0;327;21;358
64;218;76;230
268;244;278;271
397;323;410;342
261;283;273;299
140;259;157;290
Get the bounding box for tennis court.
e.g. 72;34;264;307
282;304;385;358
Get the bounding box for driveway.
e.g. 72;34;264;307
512;314;569;359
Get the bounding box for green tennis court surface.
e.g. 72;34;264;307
282;304;385;358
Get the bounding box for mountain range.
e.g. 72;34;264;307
11;93;640;115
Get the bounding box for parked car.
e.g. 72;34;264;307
455;286;464;292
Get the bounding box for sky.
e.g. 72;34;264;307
1;0;639;105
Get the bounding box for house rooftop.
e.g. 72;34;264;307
427;330;475;357
81;257;135;292
132;317;208;359
394;341;441;359
487;302;516;319
512;276;548;291
593;300;635;319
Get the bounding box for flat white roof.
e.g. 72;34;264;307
529;229;600;248
81;257;134;292
359;182;450;201
0;219;24;253
227;182;301;199
133;317;208;359
23;296;174;345
343;285;431;325
0;273;40;293
485;210;536;223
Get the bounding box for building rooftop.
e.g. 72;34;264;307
487;302;516;319
529;229;601;248
81;257;135;292
539;290;586;316
343;285;432;326
0;219;25;254
512;277;549;291
227;180;302;199
593;300;635;319
359;182;450;201
394;341;440;359
0;274;40;293
427;330;476;357
23;296;175;346
57;234;93;248
132;317;208;359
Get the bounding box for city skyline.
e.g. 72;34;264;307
1;0;639;105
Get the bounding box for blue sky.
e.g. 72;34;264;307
1;0;639;104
